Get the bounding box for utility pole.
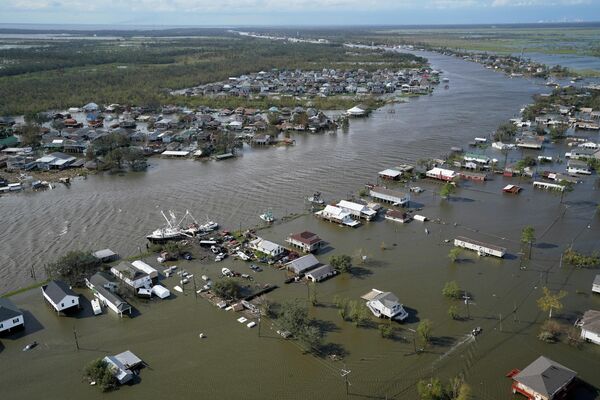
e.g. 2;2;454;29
341;365;351;399
499;313;502;332
258;313;261;338
513;301;518;323
73;327;80;351
193;276;198;299
463;291;470;319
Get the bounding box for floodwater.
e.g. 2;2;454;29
521;52;600;72
1;51;600;400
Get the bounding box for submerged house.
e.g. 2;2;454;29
41;280;80;314
315;205;360;227
426;167;458;181
593;275;600;294
286;254;321;275
85;272;132;317
111;262;152;290
336;200;377;221
305;264;337;282
249;237;285;257
369;186;410;206
577;310;600;345
361;289;408;321
0;298;24;334
286;231;324;253
511;356;576;400
454;236;506;258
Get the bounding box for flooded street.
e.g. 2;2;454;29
1;51;600;400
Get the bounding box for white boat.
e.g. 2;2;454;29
199;218;219;233
222;268;232;277
91;298;102;315
147;210;201;243
260;209;275;223
307;191;324;205
174;286;183;293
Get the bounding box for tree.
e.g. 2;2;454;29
439;182;456;200
562;248;600;268
537;287;567;319
448;305;459;320
521;226;536;260
417;378;443;400
379;323;394;339
329;254;352;273
277;301;323;351
212;278;242;300
45;250;102;287
448;377;471;400
417;319;432;346
348;300;370;327
83;358;118;392
558;179;574;204
19;122;42;148
493;121;517;142
448;248;462;263
537;319;562;343
442;281;461;299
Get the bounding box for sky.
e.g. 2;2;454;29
0;0;598;26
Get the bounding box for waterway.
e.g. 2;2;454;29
1;51;599;400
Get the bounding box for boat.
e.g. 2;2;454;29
442;77;449;83
22;341;38;352
199;217;218;233
222;267;232;277
147;210;202;243
260;209;275;223
174;286;183;293
91;298;102;315
307;191;324;205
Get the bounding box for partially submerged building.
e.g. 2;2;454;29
249;237;285;257
0;298;24;334
286;231;324;253
41;280;80;314
315;205;360;227
85;272;132;317
510;356;576;400
361;289;409;321
369;186;410;206
454;236;506;258
576;310;600;345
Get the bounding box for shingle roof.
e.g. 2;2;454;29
580;310;600;335
0;298;22;321
514;356;576;397
42;280;77;304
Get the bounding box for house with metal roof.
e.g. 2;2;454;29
577;309;600;345
369;186;410;206
511;356;576;400
593;274;600;294
0;298;24;334
103;355;134;384
286;254;321;275
361;289;409;321
249;237;285;257
315;205;360;227
41;280;80;314
92;248;119;263
337;200;377;221
110;262;152;290
305;264;337;282
85;272;132;317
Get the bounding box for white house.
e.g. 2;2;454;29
0;298;24;334
593;275;600;294
454;236;506;258
111;262;152;289
131;260;159;281
362;289;409;321
369;186;410;206
249;237;285;257
86;272;132;317
315;205;360;227
578;310;600;345
567;159;591;175
305;264;337;282
426;167;458;181
336;200;377;221
41;280;80;314
103;355;134;384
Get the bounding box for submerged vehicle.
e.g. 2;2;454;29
22;341;38;352
307;191;325;205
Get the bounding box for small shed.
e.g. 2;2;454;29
93;249;119;263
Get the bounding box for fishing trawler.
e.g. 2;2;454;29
307;191;324;205
260;209;275;223
146;210;202;243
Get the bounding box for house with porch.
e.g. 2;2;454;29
315;205;360;227
369;186;410;206
85;272;132;317
110;262;152;290
249;237;285;257
510;356;576;400
286;231;324;253
361;289;409;321
576;310;600;345
336;200;377;221
0;298;24;334
41;280;80;314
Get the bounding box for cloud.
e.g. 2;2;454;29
491;0;591;5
